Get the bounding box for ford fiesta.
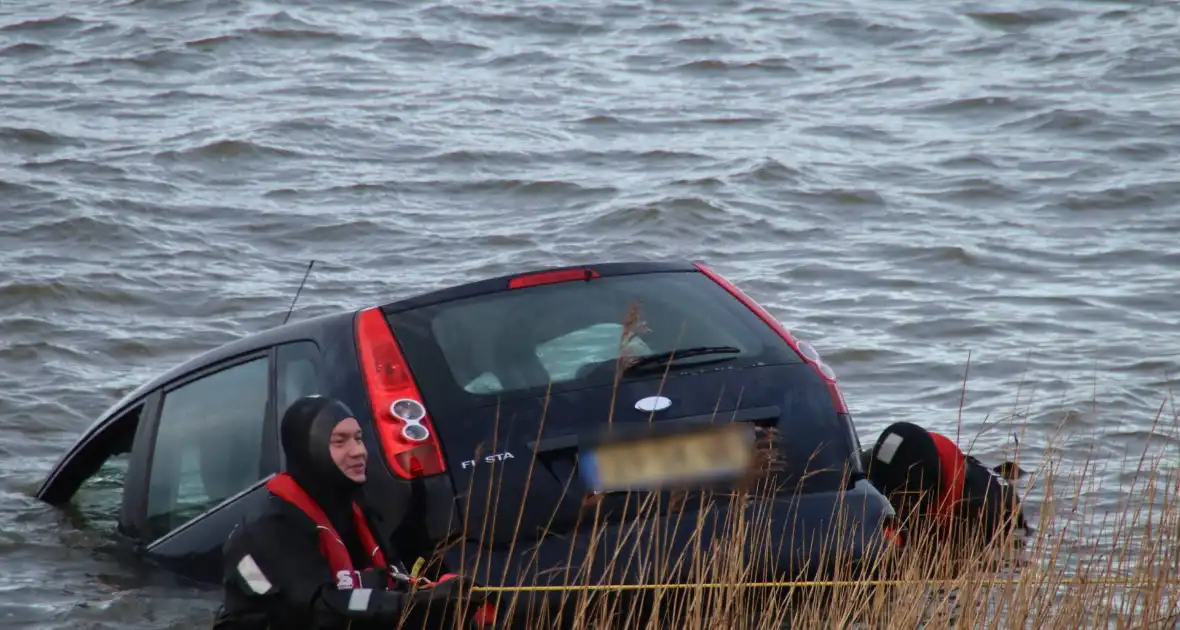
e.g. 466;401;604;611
36;261;897;622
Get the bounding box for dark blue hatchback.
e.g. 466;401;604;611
36;260;896;621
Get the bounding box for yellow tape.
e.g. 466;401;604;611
410;557;425;579
470;576;1180;593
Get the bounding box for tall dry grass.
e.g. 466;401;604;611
404;306;1180;630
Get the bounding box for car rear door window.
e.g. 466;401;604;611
144;356;269;539
275;341;322;420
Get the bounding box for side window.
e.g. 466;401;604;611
276;341;322;421
145;356;269;538
534;323;654;383
50;403;144;533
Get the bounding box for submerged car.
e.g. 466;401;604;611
37;260;896;617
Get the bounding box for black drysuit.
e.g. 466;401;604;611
860;420;1031;543
211;396;476;630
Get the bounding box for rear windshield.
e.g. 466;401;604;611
386;271;802;401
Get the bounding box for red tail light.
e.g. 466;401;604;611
355;307;447;479
693;263;849;414
508;267;600;289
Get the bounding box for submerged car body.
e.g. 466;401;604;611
37;260;896;601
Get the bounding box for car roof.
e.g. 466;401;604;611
78;259;702;437
85;310;355;432
379;259;699;313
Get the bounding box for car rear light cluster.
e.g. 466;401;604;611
693;263;849;414
355;307;447;479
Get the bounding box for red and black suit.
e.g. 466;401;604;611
211;397;476;630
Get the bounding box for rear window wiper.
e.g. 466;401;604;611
624;346;742;373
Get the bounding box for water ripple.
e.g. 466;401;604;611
1;0;1179;626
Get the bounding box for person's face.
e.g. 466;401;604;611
329;417;367;483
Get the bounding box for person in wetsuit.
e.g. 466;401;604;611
212;395;485;630
860;421;1032;548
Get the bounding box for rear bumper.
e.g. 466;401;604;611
444;479;895;618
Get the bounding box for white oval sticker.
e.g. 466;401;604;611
635;396;672;412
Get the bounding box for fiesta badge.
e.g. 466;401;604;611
634;395;672;412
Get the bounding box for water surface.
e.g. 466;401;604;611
2;0;1179;626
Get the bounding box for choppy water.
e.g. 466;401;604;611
2;0;1179;627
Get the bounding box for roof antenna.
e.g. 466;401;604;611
283;259;316;325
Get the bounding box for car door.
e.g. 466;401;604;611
130;341;331;584
128;350;279;583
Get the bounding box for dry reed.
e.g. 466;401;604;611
402;305;1180;630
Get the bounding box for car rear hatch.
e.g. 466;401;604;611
381;264;866;551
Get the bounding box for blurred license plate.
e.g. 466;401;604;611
579;424;756;493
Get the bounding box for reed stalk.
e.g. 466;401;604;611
405;306;1180;630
